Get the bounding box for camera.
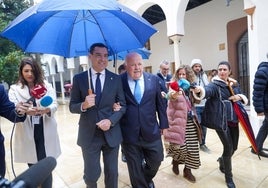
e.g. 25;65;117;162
190;82;197;89
0;176;24;188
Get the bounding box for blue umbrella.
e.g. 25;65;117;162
0;0;157;58
108;47;151;61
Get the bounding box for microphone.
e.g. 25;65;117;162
26;84;47;103
169;78;190;92
40;96;53;107
11;157;57;188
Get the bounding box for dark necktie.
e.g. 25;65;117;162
134;79;142;103
95;73;102;104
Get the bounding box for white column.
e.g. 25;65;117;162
56;56;65;103
169;34;183;69
245;0;268;115
59;72;65;104
80;56;89;71
51;75;56;96
66;58;75;84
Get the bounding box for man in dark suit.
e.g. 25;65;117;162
0;84;29;177
69;43;126;188
120;52;169;188
156;60;172;93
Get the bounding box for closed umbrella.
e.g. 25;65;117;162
228;83;260;158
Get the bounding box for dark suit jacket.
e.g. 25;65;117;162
69;69;126;148
156;72;172;93
120;72;169;144
0;84;26;177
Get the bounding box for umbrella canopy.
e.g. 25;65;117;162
108;47;151;61
0;0;157;58
228;83;260;158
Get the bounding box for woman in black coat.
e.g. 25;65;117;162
194;61;248;188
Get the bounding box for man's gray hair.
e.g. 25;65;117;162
160;60;169;67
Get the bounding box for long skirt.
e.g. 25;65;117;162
167;118;201;169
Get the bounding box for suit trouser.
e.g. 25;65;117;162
122;138;164;188
81;129;119;188
256;111;268;150
0;131;5;177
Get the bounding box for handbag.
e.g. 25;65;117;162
201;86;227;131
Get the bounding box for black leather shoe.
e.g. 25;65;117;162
121;153;127;162
148;181;155;188
251;149;268;158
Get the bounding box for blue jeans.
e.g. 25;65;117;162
256;111;268;150
196;106;207;145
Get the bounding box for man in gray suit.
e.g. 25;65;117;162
69;43;126;188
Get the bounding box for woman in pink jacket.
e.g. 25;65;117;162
163;65;201;183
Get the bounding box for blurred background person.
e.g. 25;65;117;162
190;58;210;153
208;69;218;82
156;60;172;93
118;63;126;74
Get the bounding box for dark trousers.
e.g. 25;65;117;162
196;106;207;145
28;120;52;188
256;111;268;150
216;125;239;179
216;125;239;157
82;129;119;188
122;138;164;188
0;131;5;177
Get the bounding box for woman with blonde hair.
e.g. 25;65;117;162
163;64;201;183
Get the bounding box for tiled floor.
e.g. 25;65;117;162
2;103;268;188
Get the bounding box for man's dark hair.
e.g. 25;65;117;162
89;43;108;54
118;64;126;73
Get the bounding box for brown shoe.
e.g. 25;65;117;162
172;160;179;175
183;167;196;183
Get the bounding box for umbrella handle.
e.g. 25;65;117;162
227;80;235;96
88;89;92;95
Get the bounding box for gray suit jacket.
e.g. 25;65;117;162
69;69;126;148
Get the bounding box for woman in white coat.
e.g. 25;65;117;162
8;56;61;188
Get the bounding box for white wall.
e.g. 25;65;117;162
179;0;245;70
119;0;245;74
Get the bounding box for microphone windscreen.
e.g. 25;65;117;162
178;78;190;91
30;84;47;99
12;157;57;188
40;96;53;107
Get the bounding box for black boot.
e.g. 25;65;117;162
217;157;225;173
222;157;236;188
